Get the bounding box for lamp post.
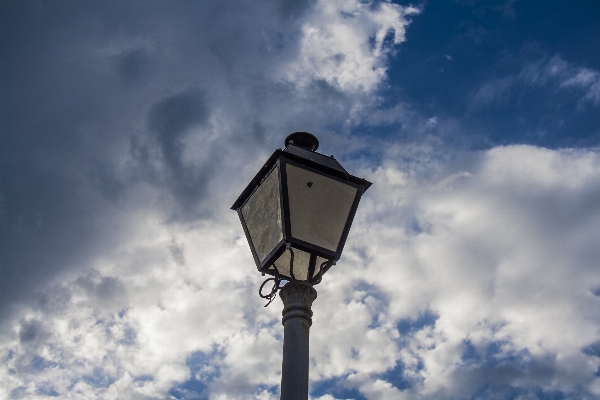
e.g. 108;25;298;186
231;132;371;399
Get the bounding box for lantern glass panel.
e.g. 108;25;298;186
286;164;357;252
241;166;283;263
270;248;311;281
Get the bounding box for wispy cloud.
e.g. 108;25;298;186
470;54;600;112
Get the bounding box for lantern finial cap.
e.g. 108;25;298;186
285;132;319;152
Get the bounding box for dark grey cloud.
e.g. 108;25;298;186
0;0;298;316
19;319;45;345
0;0;368;322
133;88;212;214
112;49;154;87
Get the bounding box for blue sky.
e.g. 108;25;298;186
1;1;600;399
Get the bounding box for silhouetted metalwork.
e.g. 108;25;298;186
232;132;371;399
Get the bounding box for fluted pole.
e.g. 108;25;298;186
279;282;317;400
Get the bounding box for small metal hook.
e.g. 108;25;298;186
259;266;285;307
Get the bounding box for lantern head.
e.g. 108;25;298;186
231;133;371;283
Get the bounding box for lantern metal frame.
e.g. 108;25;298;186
231;140;372;283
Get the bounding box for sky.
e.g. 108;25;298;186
1;0;600;399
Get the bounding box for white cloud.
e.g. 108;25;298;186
2;141;600;399
322;145;600;398
280;0;420;93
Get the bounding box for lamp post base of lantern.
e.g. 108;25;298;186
279;282;317;400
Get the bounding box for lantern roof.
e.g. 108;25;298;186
231;143;371;211
231;132;373;290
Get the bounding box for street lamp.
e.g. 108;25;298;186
231;132;371;399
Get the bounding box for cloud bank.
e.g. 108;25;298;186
3;143;600;399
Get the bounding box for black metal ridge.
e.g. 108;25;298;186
231;144;372;211
231;149;282;211
284;144;347;174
